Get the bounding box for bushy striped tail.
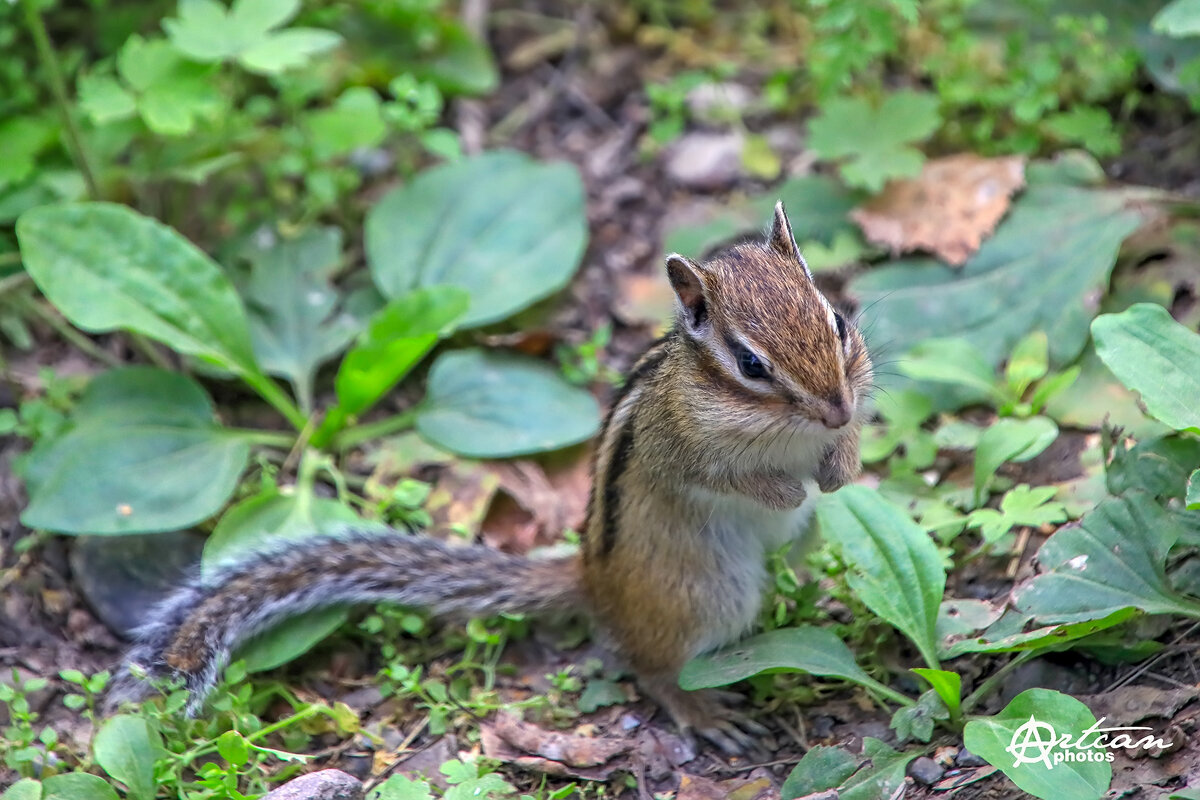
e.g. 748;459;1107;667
106;530;582;715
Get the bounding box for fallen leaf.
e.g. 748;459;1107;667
480;713;633;780
426;461;501;538
851;154;1026;265
483;450;591;553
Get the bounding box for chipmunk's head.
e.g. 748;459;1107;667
665;202;872;432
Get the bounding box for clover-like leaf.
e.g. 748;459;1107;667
968;484;1068;544
163;0;341;75
808;91;941;192
116;35;222;135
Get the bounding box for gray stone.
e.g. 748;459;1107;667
664;131;745;191
908;756;945;785
262;769;363;800
955;747;988;767
685;82;753;125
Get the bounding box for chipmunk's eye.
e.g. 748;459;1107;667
834;311;848;343
737;347;769;380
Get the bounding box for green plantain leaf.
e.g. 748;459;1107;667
1092;303;1200;433
849;184;1147;371
816;486;945;670
964;689;1110;800
417;348;600;458
17;203;260;376
20;368;249;534
366;151;587;328
1013;492;1200;623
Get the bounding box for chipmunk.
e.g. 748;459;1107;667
108;202;873;754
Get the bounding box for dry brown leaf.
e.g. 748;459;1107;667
425;461;501;539
678;775;778;800
483;450;592;553
480;713;634;780
851;154;1026;266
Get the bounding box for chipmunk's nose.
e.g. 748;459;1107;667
821;397;851;429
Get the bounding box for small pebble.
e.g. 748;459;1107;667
262;769;363;800
664;131;745;191
955;747;988;768
908;756;945;785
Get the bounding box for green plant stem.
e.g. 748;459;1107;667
960;651;1035;715
226;429;296;449
18;295;121;367
129;332;175;371
176;702;326;769
240;370;309;432
22;0;100;200
866;678;918;709
332;407;421;452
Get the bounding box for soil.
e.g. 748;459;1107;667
3;3;1200;798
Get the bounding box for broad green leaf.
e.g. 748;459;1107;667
680;626;883;693
816;486;945;669
911;668;961;718
807;91;941;192
1044;348;1166;438
974;416;1058;504
333;286;469;421
243;227;360;410
942;608;1137;658
964;689;1110;800
1014;493;1200;623
93;715;161;800
366;151;587;327
1043;107;1121;157
1;779;42;800
840;739;917;800
900;338;1003;400
781;745;858;799
417;349;600;458
1106;435;1200;500
1189;469;1200;509
1092;303;1200;433
204;486;381;671
17;203;260;377
849;184;1146;374
41;774;119;800
21;368;249;534
1154;0;1200;37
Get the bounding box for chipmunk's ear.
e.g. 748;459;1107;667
769;201;813;280
666;253;710;332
